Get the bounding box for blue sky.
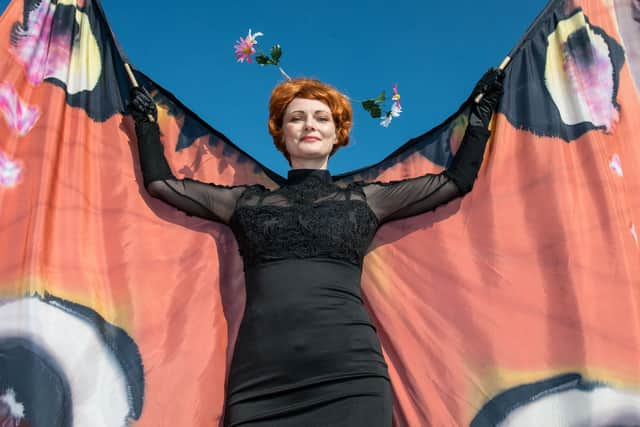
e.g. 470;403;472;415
0;0;548;175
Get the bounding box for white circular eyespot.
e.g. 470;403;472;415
472;374;640;427
0;296;143;426
499;385;640;427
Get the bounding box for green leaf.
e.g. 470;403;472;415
362;100;376;109
374;91;386;104
362;100;382;118
255;53;271;65
270;44;282;64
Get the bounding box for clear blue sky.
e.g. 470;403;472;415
0;0;548;175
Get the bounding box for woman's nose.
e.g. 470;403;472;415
304;118;316;130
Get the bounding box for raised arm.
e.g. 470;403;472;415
362;68;504;224
130;87;255;224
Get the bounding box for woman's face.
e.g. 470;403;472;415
282;98;337;167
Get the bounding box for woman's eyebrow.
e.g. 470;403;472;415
288;109;331;114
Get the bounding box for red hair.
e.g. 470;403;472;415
268;78;353;161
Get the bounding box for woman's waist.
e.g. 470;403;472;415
237;310;379;344
245;257;362;282
244;257;364;303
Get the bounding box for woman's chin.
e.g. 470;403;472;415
291;150;331;161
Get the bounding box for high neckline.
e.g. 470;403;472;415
286;169;332;185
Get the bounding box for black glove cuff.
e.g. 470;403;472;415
444;125;490;194
469;102;493;128
135;121;175;187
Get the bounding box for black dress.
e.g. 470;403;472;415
134;120;490;426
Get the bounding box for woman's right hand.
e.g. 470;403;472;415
129;87;158;123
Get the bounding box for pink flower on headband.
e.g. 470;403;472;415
392;83;401;109
234;29;263;63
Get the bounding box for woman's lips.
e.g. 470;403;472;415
301;136;320;142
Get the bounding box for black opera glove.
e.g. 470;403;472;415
468;67;505;128
129;87;174;187
129;86;158;123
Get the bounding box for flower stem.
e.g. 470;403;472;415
277;66;292;80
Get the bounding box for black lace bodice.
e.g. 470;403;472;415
229;170;378;267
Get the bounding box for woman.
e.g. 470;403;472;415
129;70;504;426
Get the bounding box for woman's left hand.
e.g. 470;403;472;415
469;68;505;128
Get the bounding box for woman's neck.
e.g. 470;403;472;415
289;157;329;170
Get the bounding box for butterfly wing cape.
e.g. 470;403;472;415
1;0;639;425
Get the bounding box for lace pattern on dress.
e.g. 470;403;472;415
230;173;378;268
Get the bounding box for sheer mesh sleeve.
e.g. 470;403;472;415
146;180;255;224
362;125;490;224
135;120;258;224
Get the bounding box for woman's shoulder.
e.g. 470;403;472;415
240;182;273;196
335;179;367;193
